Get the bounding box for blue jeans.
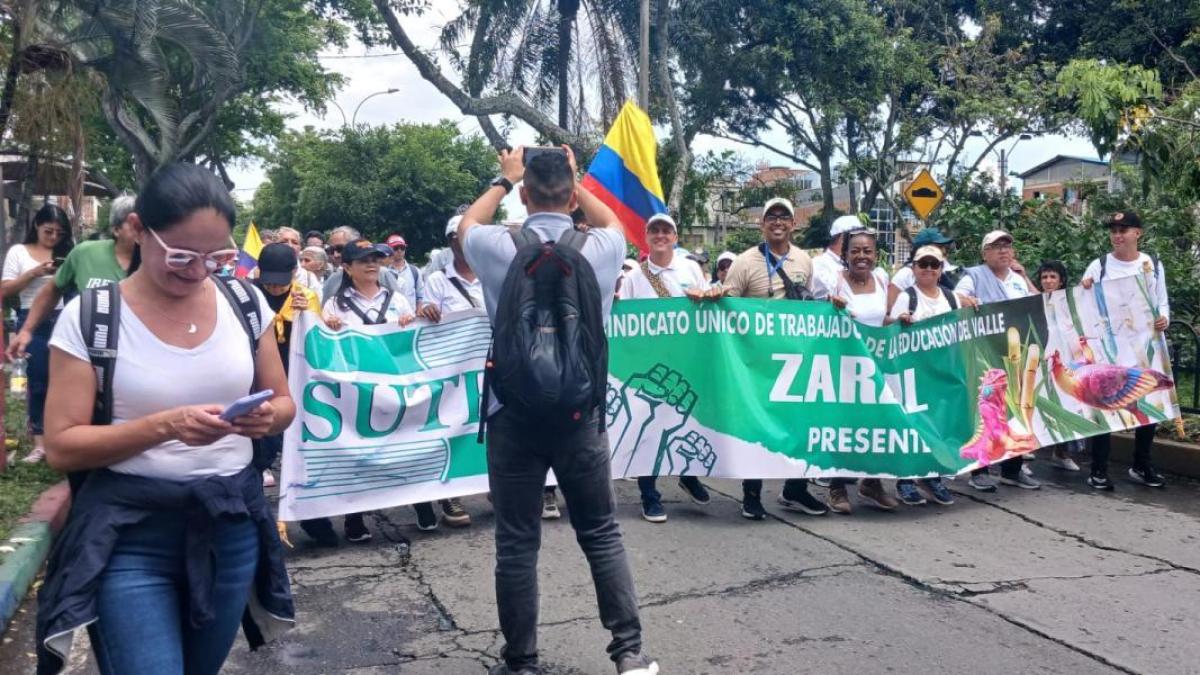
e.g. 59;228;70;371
16;308;54;435
89;511;259;675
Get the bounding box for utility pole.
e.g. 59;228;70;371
639;0;650;108
999;149;1009;194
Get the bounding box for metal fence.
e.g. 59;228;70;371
1166;321;1200;414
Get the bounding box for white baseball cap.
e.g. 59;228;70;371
445;215;463;238
646;213;677;231
762;197;795;217
913;245;946;263
830;215;865;237
716;251;736;265
980;229;1013;250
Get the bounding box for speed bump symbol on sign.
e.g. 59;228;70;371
904;169;944;221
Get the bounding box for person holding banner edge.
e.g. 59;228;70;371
888;245;977;506
722;197;829;519
1081;211;1170;490
821;229;902;512
617;212;722;523
955;229;1041;491
460;145;658;675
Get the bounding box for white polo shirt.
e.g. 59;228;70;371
321;285;414;327
618;252;709;299
424;263;484;313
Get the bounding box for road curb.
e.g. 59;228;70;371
1112;433;1200;479
0;481;70;636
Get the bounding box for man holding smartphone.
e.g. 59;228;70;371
459;146;659;675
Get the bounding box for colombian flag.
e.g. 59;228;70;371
236;222;264;278
581;101;666;253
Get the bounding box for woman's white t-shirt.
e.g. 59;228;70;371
49;283;275;480
2;244;52;309
833;269;890;328
889;286;956;323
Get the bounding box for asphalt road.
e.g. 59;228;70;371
3;456;1199;674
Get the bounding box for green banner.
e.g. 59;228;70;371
279;275;1178;519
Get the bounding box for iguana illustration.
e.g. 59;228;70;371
959;369;1037;465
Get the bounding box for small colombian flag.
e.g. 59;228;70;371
236;222;264;278
580;101;667;253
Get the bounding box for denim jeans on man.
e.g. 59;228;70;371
488;407;642;670
88;511;259;675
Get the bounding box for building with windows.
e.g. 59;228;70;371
1017;155;1111;214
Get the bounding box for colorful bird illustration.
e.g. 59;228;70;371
1048;351;1173;425
960;369;1037;465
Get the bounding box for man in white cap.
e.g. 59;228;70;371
723;197;828;519
812;214;867;297
714;251;736;285
955;229;1039;492
618;213;721;523
416;215;485;529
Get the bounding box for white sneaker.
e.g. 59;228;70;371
1046;454;1081;471
262;470;276;488
21;445;45;464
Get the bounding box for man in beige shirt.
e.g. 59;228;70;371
723;198;828;519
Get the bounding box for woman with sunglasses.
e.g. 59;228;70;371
37;164;296;674
821;230;900;514
888;245;976;507
2;203;75;463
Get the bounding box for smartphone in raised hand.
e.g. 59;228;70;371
522;146;567;166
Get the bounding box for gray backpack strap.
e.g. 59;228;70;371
556;229;587;251
510;228;541;250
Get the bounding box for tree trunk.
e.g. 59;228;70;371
13;152;36;245
845;114;859;214
0;21;22;138
656;0;690;215
67;119;86;238
818;154;835;216
556;0;580;130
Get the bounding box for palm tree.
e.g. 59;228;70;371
25;0;260;185
439;0;639;134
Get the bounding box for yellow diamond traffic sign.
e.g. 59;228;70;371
903;169;944;221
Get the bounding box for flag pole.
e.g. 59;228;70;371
639;0;650;109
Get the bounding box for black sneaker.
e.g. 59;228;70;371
488;664;541;675
299;518;339;548
778;488;829;516
344;514;371;543
641;497;667;523
1128;466;1166;487
615;652;659;674
678;476;711;505
741;493;767;520
1087;473;1115;491
414;502;439;531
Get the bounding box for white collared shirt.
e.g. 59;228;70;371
810;249;844;298
424;263;485;313
321;284;414;327
618;251;709;299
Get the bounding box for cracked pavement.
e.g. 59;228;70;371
3;460;1200;674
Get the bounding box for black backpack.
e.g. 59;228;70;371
758;243;814;301
480;228;608;438
74;278;263;490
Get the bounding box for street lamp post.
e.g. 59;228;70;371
998;133;1033;194
352;88;400;127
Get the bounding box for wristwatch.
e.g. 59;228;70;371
491;176;514;194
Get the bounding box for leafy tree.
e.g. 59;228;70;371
251;122;498;260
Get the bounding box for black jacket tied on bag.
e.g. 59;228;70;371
35;465;294;674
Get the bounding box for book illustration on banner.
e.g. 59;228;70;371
606;363;718;478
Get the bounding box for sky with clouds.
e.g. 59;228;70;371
226;1;1100;220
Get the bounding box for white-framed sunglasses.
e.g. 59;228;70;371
146;228;239;271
